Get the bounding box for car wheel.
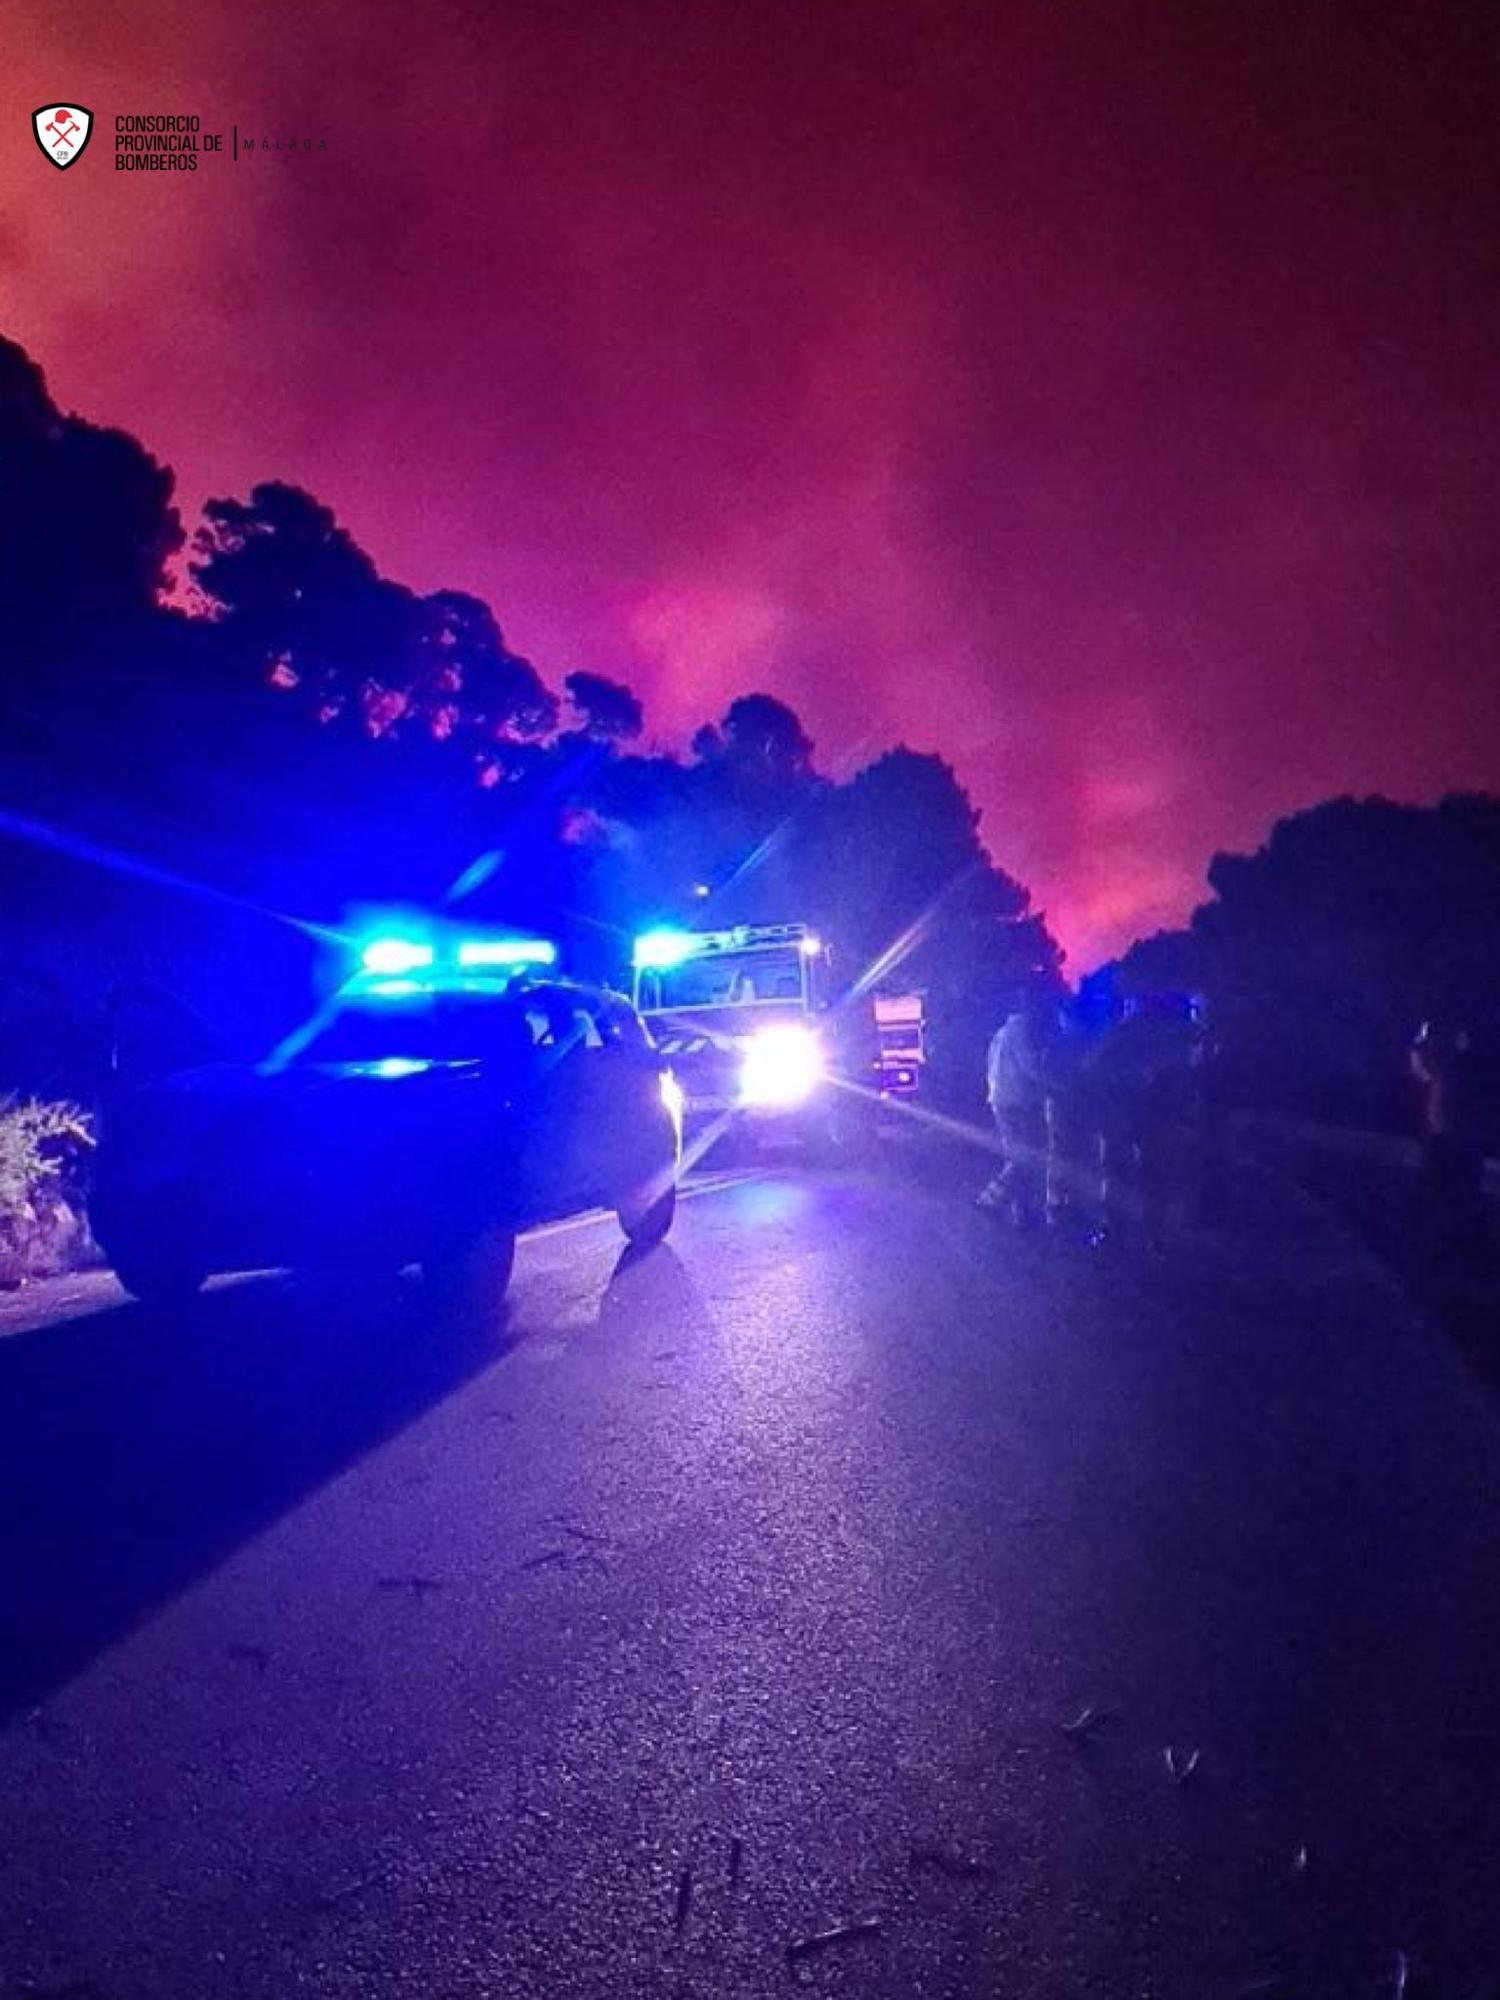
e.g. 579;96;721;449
617;1177;677;1248
424;1222;517;1313
112;1250;207;1307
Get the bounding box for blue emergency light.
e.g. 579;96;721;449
632;929;701;971
353;929;557;992
360;937;434;977
456;937;558;969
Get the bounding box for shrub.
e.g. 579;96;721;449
0;1098;96;1287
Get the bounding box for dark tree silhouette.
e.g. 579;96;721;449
0;336;182;654
411;590;557;757
0;332;185;793
564;671;643;743
192;484;555;756
701;693;815;787
191;481;393;706
1116;794;1500;1128
808;748;1062;1109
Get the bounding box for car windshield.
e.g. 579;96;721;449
638;947;806;1012
300;991;548;1068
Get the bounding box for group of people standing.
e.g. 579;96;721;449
979;989;1496;1260
980;990;1216;1245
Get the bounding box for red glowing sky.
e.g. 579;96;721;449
6;0;1500;963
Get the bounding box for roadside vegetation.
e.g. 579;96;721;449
0;1098;95;1287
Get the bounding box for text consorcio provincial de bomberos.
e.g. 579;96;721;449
115;114;223;170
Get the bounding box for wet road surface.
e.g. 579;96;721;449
3;1159;1500;1997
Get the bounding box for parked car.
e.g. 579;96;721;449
91;956;682;1308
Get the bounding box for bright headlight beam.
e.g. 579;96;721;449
659;1068;686;1132
739;1023;824;1109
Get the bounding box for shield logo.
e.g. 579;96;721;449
32;104;93;170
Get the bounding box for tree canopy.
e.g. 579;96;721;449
1115;794;1500;1126
0;337;182;652
191;483;557;761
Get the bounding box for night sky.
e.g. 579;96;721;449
7;0;1500;963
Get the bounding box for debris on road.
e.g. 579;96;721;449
908;1843;994;1881
673;1866;694;1930
1163;1745;1201;1784
729;1835;744;1884
540;1513;613;1547
1391;1949;1409;1998
374;1574;442;1597
1291;1842;1309;1876
521;1525;613;1574
787;1916;883;1963
1060;1703;1114;1739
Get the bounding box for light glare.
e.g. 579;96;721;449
361;937;434;976
457;937;558;968
739;1023;823;1108
659;1069;686;1131
634;929;699;971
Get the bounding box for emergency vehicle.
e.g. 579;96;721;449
630;922;873;1147
92;931;682;1307
873;992;926;1098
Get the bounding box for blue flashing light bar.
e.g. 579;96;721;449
634;923;824;971
456;937;558;969
633;929;701;971
360;937;434;977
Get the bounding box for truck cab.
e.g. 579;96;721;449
631;923;871;1146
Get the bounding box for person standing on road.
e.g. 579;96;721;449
1410;1016;1489;1255
979;998;1052;1226
1184;994;1230;1227
1082;992;1203;1248
1039;996;1099;1233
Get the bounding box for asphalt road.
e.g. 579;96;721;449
4;1154;1500;1998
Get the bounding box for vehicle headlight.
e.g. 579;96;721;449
739;1024;824;1108
659;1068;686;1133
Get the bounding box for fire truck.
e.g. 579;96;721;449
873;992;926;1098
630;922;874;1147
